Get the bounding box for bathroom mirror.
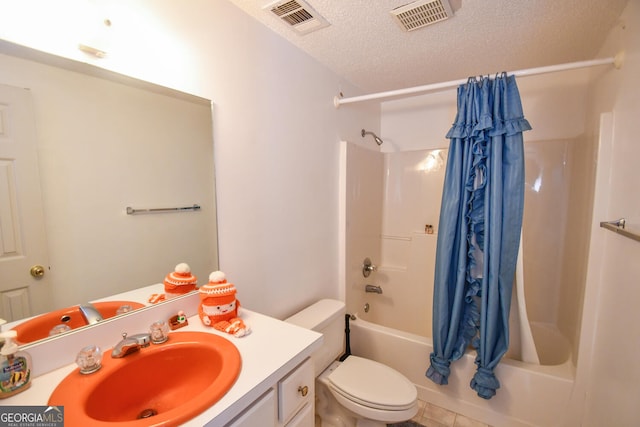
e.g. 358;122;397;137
0;41;218;344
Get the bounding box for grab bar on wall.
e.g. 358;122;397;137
600;218;640;243
126;204;201;215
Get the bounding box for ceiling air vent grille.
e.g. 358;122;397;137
265;0;329;35
391;0;454;32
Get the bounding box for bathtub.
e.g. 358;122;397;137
348;316;575;427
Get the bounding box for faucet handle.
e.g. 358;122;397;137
76;345;103;374
149;321;170;344
362;257;377;277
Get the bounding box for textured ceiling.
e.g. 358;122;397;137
228;0;629;94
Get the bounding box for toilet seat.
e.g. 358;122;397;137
327;356;417;411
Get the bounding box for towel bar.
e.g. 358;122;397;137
126;204;201;215
600;218;640;243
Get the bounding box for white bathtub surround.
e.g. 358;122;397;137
512;232;539;365
339;83;596;420
341;140;580;363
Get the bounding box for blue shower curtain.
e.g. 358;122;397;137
426;74;531;399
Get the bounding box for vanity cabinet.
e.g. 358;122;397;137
226;358;314;427
5;302;322;427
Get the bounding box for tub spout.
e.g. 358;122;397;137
365;284;383;294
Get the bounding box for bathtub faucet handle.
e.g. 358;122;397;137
362;257;377;277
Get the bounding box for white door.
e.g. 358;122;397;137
0;84;51;322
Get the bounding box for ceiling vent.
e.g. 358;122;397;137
391;0;454;32
264;0;330;35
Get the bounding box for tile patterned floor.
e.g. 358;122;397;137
404;400;491;427
316;398;491;427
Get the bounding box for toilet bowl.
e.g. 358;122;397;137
285;299;418;427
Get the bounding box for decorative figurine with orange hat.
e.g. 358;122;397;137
198;271;250;337
164;263;198;299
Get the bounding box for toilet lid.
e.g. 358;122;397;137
327;356;417;410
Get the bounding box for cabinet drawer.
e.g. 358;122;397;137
278;358;314;424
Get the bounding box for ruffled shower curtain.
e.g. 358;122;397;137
426;73;531;399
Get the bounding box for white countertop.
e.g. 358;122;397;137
0;293;323;426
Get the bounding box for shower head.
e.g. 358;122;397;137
361;129;384;146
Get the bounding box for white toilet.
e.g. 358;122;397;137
286;299;418;427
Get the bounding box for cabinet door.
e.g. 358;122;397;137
285;402;314;427
225;389;276;427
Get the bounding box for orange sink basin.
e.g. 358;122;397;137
48;331;241;426
11;301;145;344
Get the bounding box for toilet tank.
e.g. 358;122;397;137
285;299;346;375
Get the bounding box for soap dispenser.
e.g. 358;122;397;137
0;330;32;398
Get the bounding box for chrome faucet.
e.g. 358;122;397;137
111;332;151;358
79;303;104;325
365;284;383;294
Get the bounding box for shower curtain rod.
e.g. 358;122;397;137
333;52;625;108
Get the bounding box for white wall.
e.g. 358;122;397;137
0;0;380;319
577;1;640;425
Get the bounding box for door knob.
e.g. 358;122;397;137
30;265;45;278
